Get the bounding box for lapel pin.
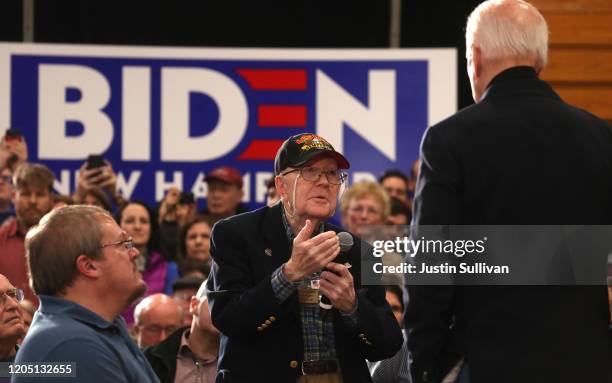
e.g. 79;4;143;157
264;248;273;257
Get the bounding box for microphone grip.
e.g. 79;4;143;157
319;254;347;310
319;231;353;310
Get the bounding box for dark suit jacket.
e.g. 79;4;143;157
144;327;188;383
407;67;612;383
207;203;403;383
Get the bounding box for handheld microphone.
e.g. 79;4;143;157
338;231;354;253
320;232;354;309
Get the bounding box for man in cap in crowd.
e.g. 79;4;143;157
207;133;402;382
13;205;158;382
145;280;220;383
0;163;55;305
134;293;184;349
202;166;247;222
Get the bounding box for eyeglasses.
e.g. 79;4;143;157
100;237;134;251
349;205;382;216
0;288;24;306
0;175;11;185
281;166;347;185
141;325;179;336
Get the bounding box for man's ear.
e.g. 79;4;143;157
472;46;482;79
189;296;199;316
274;175;286;200
75;254;101;279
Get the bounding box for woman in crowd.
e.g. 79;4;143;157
82;185;112;212
178;215;214;265
340;180;390;237
117;201;180;326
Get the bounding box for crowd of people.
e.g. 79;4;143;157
0;1;610;383
0;110;419;383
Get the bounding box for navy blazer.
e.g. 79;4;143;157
207;202;403;383
407;67;612;383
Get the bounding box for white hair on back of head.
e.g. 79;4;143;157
466;0;548;71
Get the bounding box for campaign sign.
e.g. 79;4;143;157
0;44;456;209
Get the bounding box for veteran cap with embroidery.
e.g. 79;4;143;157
274;133;350;175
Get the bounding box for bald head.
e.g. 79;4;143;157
134;294;183;348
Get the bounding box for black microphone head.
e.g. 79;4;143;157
337;232;354;252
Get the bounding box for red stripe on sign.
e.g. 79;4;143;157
237;69;307;90
237;140;285;160
259;105;307;127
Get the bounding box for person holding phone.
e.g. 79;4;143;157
73;155;125;211
0;128;28;172
0;166;15;225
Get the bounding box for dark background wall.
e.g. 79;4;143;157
0;0;481;110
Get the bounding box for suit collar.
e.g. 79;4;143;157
481;66;561;102
261;203;290;248
147;327;188;360
260;203;293;273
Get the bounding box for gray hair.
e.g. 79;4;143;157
340;180;391;219
466;0;548;71
25;205;111;296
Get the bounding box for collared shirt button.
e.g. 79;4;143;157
289;360;298;368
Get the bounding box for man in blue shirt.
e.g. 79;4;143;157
13;205;159;383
